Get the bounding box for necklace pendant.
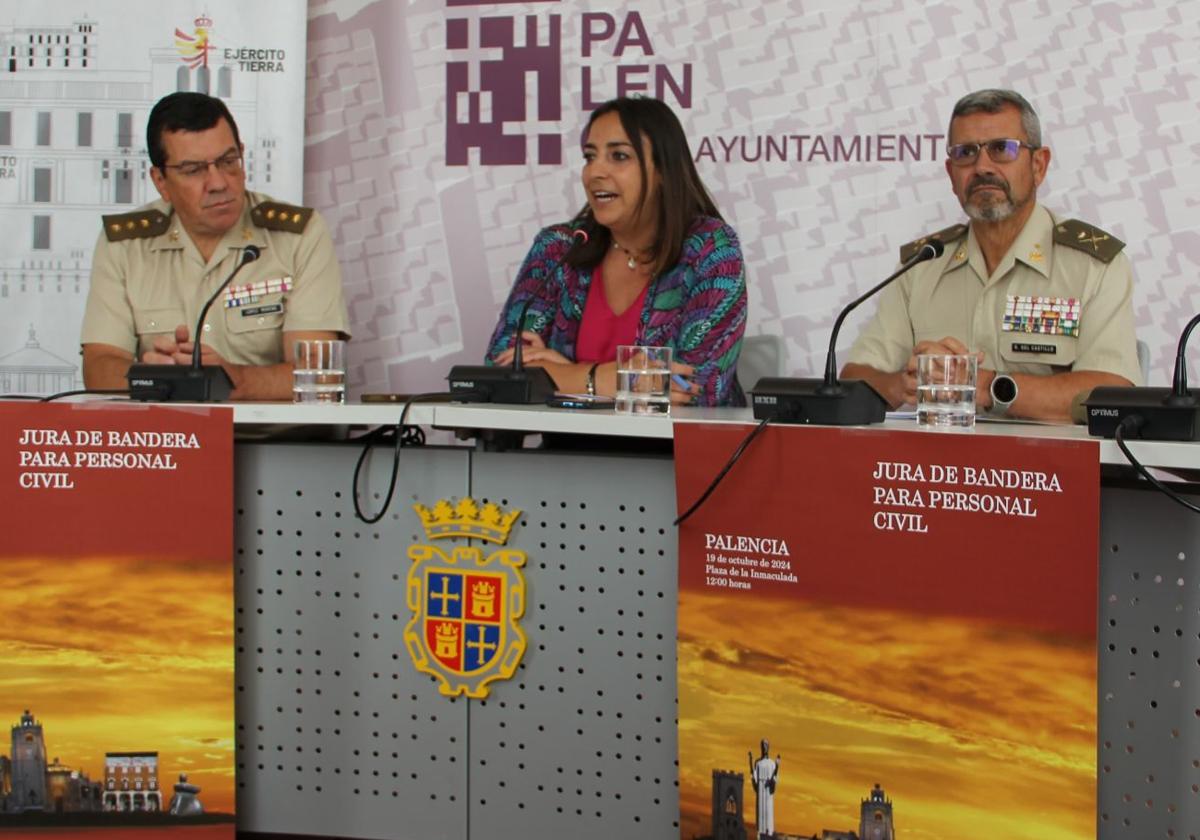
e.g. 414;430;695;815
626;255;637;270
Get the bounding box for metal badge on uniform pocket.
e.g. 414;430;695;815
1002;294;1080;337
224;275;293;308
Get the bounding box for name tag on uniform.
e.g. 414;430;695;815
1002;295;1080;337
225;275;293;308
241;303;284;317
1011;342;1057;355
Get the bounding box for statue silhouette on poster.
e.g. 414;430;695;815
748;738;779;838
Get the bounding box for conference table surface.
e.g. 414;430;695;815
211;399;1200;470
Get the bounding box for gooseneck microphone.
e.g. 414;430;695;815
191;244;260;370
1085;309;1200;440
1166;311;1200;407
752;238;946;425
128;244;261;402
821;239;945;391
511;225;590;373
448;222;591;404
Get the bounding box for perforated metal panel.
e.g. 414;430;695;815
1098;482;1200;840
235;442;471;840
467;449;679;840
233;441;1200;840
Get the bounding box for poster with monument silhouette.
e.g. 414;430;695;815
674;424;1098;840
0;402;234;838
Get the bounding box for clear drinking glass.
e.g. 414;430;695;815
292;339;346;404
916;354;977;428
615;345;672;415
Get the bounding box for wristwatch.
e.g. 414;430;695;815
990;373;1018;416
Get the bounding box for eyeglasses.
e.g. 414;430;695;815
161;151;244;179
946;138;1039;166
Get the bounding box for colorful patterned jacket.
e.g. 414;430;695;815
485;216;748;407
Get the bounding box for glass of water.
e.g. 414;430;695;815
916;354;977;428
615;345;672;415
293;339;346;404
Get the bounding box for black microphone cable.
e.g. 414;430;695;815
351;391;477;524
1113;414;1200;515
1;389;133;401
40;388;133;402
674;417;772;526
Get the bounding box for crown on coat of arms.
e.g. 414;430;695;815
413;497;521;544
194;14;213;29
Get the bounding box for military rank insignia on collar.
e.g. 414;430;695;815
405;497;528;699
101;209;171;241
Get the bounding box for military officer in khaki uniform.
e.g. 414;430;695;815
843;89;1139;422
82;92;349;400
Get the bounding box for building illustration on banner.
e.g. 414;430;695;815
0;708;212;817
0;7;298;396
708;743;896;840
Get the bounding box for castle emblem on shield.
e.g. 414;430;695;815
404;498;527;698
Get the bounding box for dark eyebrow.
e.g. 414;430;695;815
173;145;240;165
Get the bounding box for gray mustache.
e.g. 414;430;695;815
968;176;1010;194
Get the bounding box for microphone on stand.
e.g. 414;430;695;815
449;222;591;404
752;239;946;425
1085;310;1200;440
128;244;261;402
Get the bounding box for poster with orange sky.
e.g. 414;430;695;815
674;424;1099;840
0;402;234;839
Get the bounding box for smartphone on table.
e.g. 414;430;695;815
545;393;616;410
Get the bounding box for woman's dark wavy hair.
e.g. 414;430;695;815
565;97;721;277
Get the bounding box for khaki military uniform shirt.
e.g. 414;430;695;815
846;205;1140;385
81;191;350;366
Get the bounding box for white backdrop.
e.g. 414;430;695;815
0;1;308;395
304;0;1200;396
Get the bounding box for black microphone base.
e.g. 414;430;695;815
1085;386;1200;440
447;365;557;405
127;364;234;402
751;377;887;425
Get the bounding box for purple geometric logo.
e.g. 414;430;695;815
446;1;563;166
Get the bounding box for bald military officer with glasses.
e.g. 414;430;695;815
842;89;1139;422
82;92;349;400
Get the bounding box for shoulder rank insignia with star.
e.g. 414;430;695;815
101;209;171;242
899;223;968;262
252;201;313;233
1053;219;1125;264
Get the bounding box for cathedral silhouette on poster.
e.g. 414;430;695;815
0;709;204;816
707;766;897;840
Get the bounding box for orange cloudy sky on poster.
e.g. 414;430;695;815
678;590;1095;840
0;555;234;814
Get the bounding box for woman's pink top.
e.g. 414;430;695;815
575;262;650;363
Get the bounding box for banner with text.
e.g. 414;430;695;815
0;402;234;839
303;0;1194;398
674;424;1099;840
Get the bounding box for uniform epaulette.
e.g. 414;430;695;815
899;223;968;262
1053;219;1125;264
102;209;171;242
251;201;313;233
